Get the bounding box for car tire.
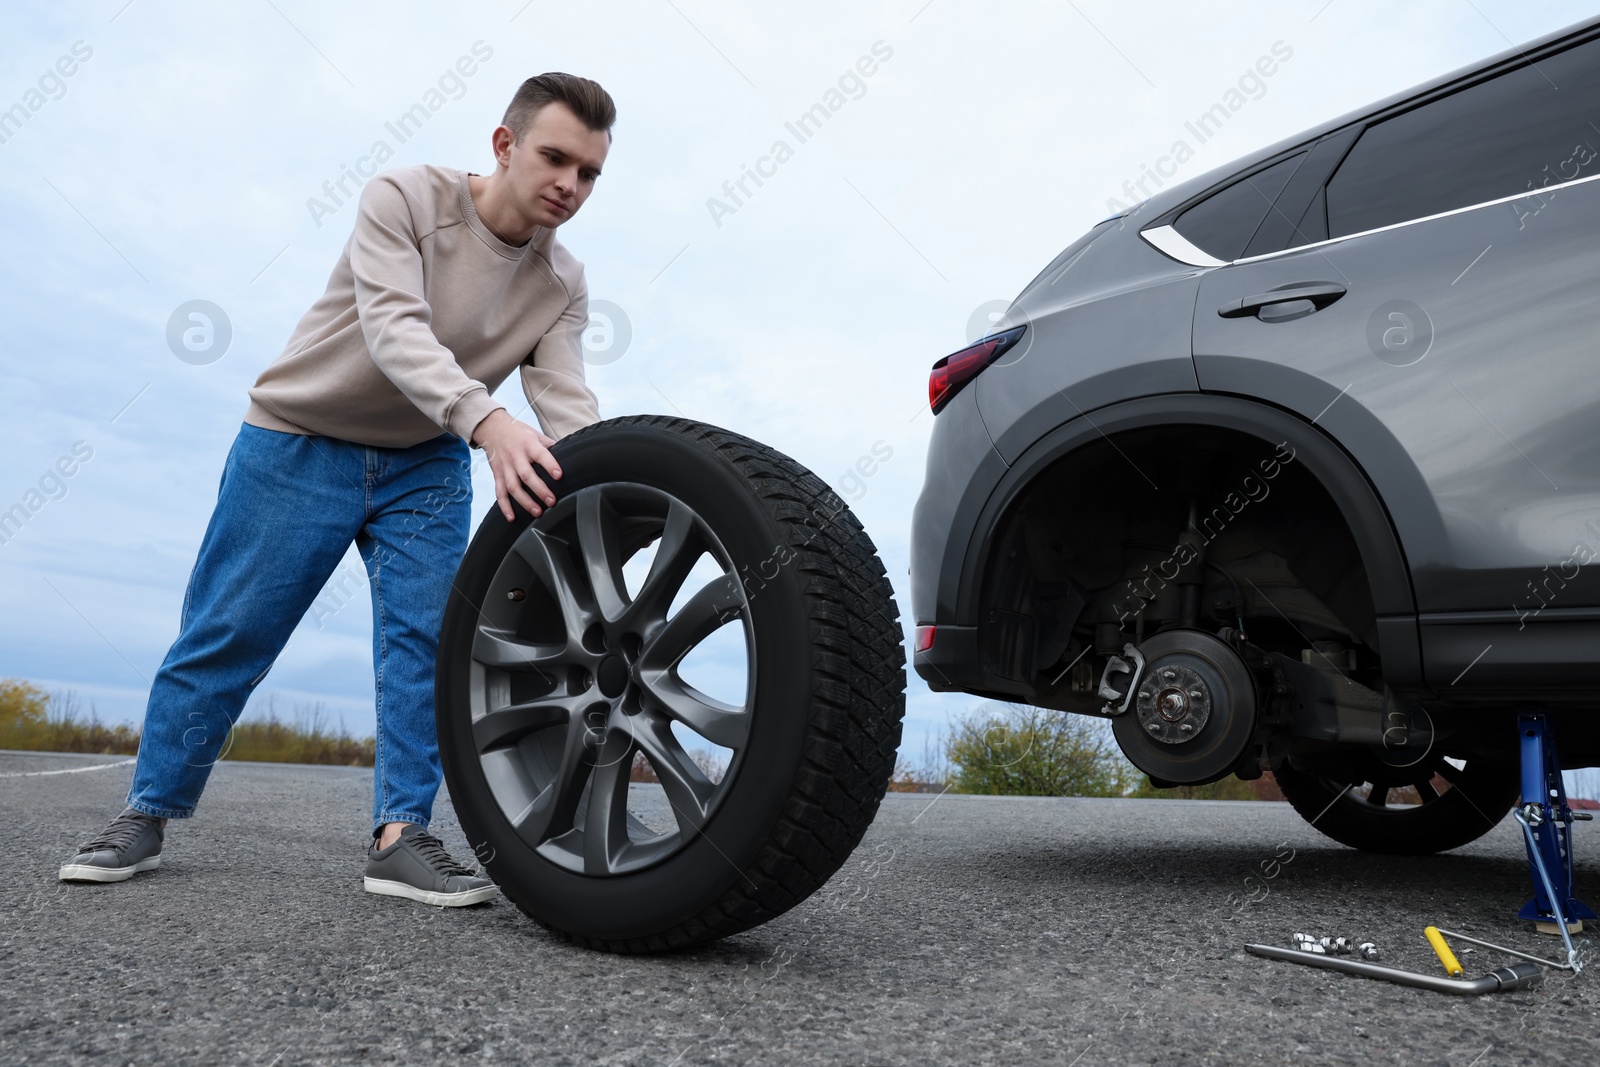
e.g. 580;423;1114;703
435;415;906;952
1273;751;1519;855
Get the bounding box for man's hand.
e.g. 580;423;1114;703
471;408;562;521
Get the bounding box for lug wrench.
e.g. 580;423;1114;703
1245;943;1543;995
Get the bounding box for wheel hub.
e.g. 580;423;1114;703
1135;664;1211;744
1112;629;1257;784
596;654;630;698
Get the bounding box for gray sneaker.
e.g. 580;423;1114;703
363;824;498;907
59;807;165;883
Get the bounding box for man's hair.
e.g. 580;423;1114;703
502;73;616;144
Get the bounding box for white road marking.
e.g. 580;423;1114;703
0;758;134;779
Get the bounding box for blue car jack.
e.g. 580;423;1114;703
1516;709;1594;972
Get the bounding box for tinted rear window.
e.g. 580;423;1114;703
1327;35;1600;237
1172;154;1305;261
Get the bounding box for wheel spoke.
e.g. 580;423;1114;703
576;488;630;624
639;572;745;669
466;484;769;879
638;671;749;750
631;716;717;831
1368;782;1388;807
1437;760;1464;785
623;500;706;630
473;693;583;753
582;731;634;875
472;625;568;672
510;718;593;849
511;527;594;635
1415;777;1441;802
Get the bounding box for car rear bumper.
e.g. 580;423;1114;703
911;624;978;691
909;385;1008;635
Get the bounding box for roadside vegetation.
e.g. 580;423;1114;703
0;679;375;767
889;699;1270;800
5;676;1270;795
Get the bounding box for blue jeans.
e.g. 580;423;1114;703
126;423;472;834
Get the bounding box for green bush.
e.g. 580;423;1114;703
938;700;1266;800
0;678;51;749
946;701;1138;797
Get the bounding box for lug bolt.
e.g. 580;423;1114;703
1294;933;1378;961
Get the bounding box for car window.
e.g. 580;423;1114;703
1327;34;1600;237
1172;153;1306;262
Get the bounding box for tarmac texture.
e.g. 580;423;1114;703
4;750;1598;1065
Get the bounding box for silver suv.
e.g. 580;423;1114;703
911;15;1600;854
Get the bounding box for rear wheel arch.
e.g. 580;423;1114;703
958;393;1424;689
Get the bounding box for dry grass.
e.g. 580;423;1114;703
0;679;374;767
217;695;375;767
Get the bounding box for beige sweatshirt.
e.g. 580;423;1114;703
244;163;601;448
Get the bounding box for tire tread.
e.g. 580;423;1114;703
510;415;906;952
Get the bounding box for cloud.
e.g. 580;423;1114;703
1;0;1591;762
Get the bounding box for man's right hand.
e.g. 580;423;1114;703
471;408;562;522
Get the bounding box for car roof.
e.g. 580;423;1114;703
1131;13;1600;223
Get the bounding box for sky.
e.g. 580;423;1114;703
2;0;1595;766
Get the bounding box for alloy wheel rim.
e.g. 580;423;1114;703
1328;753;1463;811
466;482;755;875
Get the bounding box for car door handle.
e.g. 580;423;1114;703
1217;283;1347;318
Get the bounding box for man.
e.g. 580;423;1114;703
57;73;614;906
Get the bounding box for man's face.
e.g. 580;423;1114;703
498;101;610;228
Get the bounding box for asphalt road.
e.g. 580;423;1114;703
4;749;1599;1066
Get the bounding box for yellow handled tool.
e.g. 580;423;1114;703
1425;926;1464;977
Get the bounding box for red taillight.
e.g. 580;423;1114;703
928;326;1027;413
914;625;936;652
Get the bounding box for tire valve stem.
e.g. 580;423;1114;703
507;588;526;602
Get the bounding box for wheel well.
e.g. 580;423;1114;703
977;423;1386;711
